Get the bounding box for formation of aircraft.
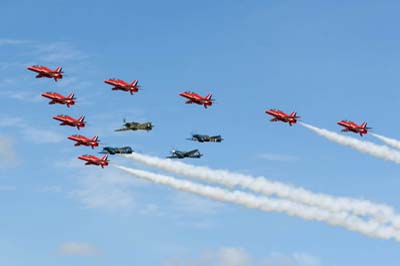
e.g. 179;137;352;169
68;135;100;149
53;115;86;130
99;146;133;155
179;91;214;108
167;149;203;159
104;78;140;95
31;64;376;167
27;65;63;81
115;119;153;132
265;109;300;126
41;92;76;107
337;120;371;136
188;134;223;143
78;154;109;168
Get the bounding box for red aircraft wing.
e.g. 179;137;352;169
179;91;214;108
78;154;108;168
27;65;63;81
53;115;85;130
265;109;299;126
104;78;140;95
68;135;99;148
337;120;370;136
41;92;75;107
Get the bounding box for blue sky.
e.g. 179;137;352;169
1;1;400;265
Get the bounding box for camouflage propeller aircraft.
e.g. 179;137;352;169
115;119;153;132
166;149;203;159
187;134;223;143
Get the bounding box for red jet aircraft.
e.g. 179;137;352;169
265;109;300;126
337;120;371;136
27;65;63;81
68;135;99;149
78;154;109;168
41;92;75;107
104;78;140;95
179;91;214;108
53;115;86;130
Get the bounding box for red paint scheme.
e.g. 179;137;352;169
179;91;214;108
265;109;300;126
337;120;370;136
41;92;75;107
68;135;99;149
78;154;109;168
104;78;140;95
53;115;86;130
27;65;63;81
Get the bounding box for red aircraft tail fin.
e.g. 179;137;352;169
131;80;138;87
290;112;297;117
78;115;85;122
205;93;212;101
55;66;63;73
67;93;74;99
101;154;108;161
361;122;367;129
92;136;99;142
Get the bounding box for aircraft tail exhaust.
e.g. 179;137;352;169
371;133;400;150
114;165;400;242
123;152;399;225
300;122;400;165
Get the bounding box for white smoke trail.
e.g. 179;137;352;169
123;153;396;224
371;133;400;150
114;165;400;241
301;122;400;164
